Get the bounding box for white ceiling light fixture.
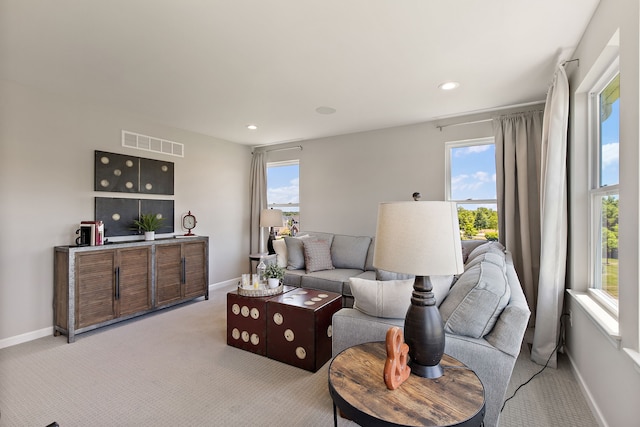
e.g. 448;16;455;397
438;81;460;91
247;124;258;130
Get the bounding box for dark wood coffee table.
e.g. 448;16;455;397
328;342;485;427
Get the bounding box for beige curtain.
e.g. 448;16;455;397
494;111;544;331
494;66;569;367
533;65;569;367
250;151;267;254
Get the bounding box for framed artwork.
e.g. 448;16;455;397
95;151;174;195
96;197;175;237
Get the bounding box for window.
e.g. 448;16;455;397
445;138;498;240
267;160;300;235
590;62;620;311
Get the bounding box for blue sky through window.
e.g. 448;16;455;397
267;163;299;211
450;143;497;202
600;98;619;187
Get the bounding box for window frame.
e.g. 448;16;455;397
445;137;497;208
587;58;620;316
266;160;300;232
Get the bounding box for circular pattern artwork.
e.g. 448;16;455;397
273;312;283;325
295;347;307;359
250;334;260;345
241;306;249;317
241;331;250;342
250;308;260;319
231;304;240;315
231;328;240;340
284;329;295;342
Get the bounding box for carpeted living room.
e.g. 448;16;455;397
2;1;640;426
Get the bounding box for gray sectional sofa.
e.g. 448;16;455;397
280;231;376;306
331;240;531;427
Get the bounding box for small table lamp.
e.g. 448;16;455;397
260;208;283;254
373;201;464;378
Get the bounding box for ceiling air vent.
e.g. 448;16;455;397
122;130;184;158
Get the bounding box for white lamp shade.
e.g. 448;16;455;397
260;209;283;228
373;201;464;276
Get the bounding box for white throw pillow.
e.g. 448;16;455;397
272;238;288;268
350;277;415;319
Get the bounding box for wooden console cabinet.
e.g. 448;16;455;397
54;236;208;343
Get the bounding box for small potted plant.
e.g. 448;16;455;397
133;213;164;241
264;263;285;288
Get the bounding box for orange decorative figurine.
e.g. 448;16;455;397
383;326;411;390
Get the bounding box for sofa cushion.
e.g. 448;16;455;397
303;239;335;273
364;237;376;271
284;235;311;270
439;260;511;339
331;235;372;270
272;238;288;268
460;240;488;263
376;269;414;281
300;269;363;294
466;241;505;264
464;251;506;270
349;277;414;319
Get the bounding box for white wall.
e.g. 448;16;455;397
0;79;252;345
566;0;640;426
263;106;542;236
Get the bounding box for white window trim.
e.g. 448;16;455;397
587;59;620;318
445;137;496;204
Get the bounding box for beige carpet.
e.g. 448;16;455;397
0;285;597;426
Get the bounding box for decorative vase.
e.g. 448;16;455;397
144;231;155;241
268;278;280;289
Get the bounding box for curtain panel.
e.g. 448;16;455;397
250;151;267;255
493;65;569;367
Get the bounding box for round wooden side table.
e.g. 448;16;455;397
328;342;485;427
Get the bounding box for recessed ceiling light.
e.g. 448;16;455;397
247;124;258;130
438;81;460;91
315;106;337;115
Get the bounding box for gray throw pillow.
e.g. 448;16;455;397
350;277;415;319
439;261;511;339
302;239;335;273
284;235;311;270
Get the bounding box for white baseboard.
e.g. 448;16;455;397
566;351;608;427
0;327;53;350
0;279;238;350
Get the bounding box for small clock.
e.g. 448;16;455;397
182;211;197;236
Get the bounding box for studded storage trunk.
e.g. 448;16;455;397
266;288;342;372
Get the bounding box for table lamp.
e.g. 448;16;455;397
373;201;464;378
260;208;283;254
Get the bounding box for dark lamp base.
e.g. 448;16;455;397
409;361;444;379
404;275;445;379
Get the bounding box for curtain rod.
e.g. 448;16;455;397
436;118;492;131
252;145;303;154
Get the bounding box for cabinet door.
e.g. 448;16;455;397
76;250;116;329
155;244;183;306
117;247;152;317
183;241;207;299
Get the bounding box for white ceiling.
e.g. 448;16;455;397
0;1;600;146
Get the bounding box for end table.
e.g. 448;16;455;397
328;342;485;427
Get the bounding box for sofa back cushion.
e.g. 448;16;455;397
439;260;511;339
465;241;505;264
331;235;372;270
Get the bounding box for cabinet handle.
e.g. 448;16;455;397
115;267;120;300
181;258;186;284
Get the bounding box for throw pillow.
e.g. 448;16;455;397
302;239;335;273
439;261;511;339
464;251;506;270
331;235;372;270
284;235;311;270
272;238;288;268
350;277;415;319
465;241;505;264
374;271;452;307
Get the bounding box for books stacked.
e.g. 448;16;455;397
80;220;105;246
